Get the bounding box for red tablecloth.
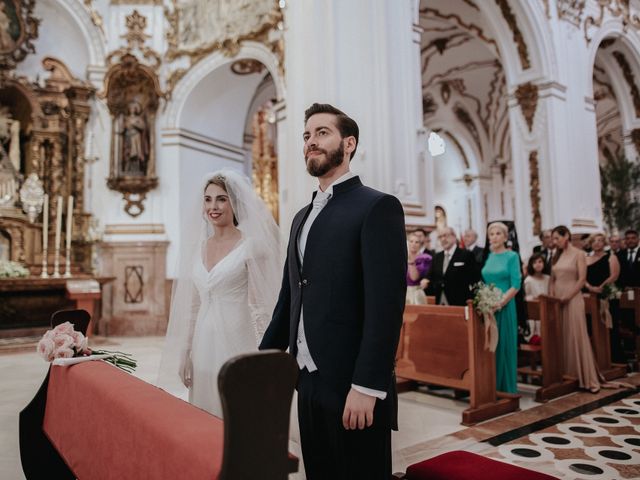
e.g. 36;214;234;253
43;362;224;480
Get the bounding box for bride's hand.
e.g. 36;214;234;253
180;350;193;388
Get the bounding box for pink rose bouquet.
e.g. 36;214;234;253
37;322;136;373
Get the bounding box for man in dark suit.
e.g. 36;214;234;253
259;103;406;479
425;227;480;305
462;228;484;265
618;229;640;288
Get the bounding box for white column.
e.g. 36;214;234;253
280;0;423;229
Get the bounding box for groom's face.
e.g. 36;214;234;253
303;113;346;177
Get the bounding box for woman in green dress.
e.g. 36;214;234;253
481;222;522;393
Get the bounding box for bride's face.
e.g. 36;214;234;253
204;183;235;228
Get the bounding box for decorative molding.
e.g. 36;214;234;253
164;0;284;97
529;151;542;236
515;82;539;131
104;223;165;235
419;8;500;56
584;0;640;43
541;0;551;19
0;0;39;72
612;50;640;117
110;0;162;4
631;128;640;156
106;9;161;71
230;58;265;75
82;0;104;34
557;0;586;27
494;0;531;69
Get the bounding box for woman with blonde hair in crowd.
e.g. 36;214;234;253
406;231;432;304
585;232;623;363
550;225;601;392
481;221;521;393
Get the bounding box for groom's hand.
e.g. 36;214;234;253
342;388;376;430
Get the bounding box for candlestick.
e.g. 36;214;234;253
41;194;49;278
64;195;74;278
53;195;62;278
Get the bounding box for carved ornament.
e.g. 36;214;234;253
612;50;640;117
164;0;284;97
585;0;640;43
494;0;531;70
631;128;640;156
231;58;265;76
557;0;586;27
0;0;39;72
529;151;542;236
515;82;538;132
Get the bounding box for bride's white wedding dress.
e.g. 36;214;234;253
189;240;257;417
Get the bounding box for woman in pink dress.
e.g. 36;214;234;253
550;225;600;392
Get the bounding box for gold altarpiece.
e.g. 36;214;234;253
0;58;94;270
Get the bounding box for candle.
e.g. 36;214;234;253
66;195;74;253
54;195;63;257
42;194;48;251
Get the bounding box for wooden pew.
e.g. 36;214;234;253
396;302;520;426
19;309;298;480
619;287;640;369
522;296;579;402
583;293;627;380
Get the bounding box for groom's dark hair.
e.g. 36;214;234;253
304;103;359;160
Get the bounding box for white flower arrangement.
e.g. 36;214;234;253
471;282;503;315
471;282;503;352
0;260;30;278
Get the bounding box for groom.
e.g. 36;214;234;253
260;103;407;478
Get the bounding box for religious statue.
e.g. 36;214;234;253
119;101;149;176
0;106;20;172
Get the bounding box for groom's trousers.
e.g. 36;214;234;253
296;368;392;480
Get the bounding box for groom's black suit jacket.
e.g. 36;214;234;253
260;176;407;428
426;246;480;306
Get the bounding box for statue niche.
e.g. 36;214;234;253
104;53;160;217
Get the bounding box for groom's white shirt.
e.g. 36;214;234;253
296;170;386;400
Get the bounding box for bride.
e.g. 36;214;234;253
158;169;281;416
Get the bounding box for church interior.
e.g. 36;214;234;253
2;1;640;479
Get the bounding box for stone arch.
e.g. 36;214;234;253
164;41;285;130
51;0;107;67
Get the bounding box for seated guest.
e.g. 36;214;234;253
425;227;480;305
407;232;432;304
532;229;554;273
463;228;484;265
523;253;550;343
585;232;623;363
617;229;640;288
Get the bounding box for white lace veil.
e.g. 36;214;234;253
157;169;282;396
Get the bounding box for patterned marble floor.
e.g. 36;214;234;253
486;394;640;479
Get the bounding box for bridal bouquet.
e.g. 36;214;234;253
471;282;503;352
37;322;137;373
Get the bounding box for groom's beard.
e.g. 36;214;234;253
305;143;344;177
